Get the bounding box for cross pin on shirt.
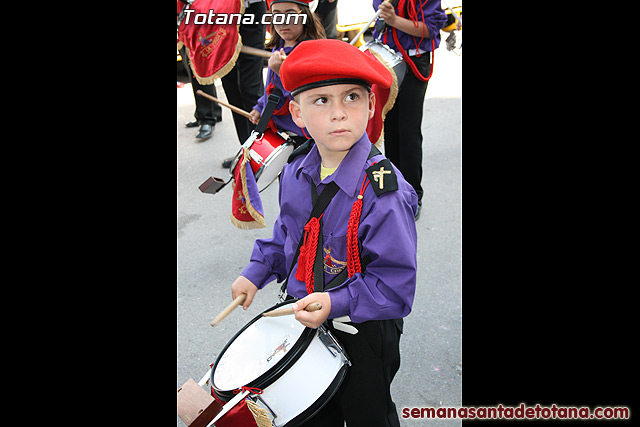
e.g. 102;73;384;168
372;167;391;190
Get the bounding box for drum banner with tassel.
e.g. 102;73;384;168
211;386;273;427
230;148;266;230
177;0;245;85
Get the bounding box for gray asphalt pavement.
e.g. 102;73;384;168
177;38;461;426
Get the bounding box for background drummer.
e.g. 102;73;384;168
373;0;447;220
247;0;326;147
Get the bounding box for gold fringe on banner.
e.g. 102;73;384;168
246;399;273;427
191;36;243;85
230;147;266;230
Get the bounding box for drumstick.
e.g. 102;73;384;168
210;294;247;327
441;0;462;26
241;45;287;60
349;0;397;46
262;302;322;317
240;45;272;58
349;9;382;45
196;90;253;120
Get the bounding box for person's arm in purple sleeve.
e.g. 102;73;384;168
231;214;289;309
241;214;289;289
250;92;267;125
378;0;447;39
422;0;448;42
252;91;267;116
249;68;273;124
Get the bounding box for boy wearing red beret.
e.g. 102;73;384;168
231;39;418;426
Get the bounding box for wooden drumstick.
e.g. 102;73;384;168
240;45;287;60
196;90;254;120
441;0;462;26
349;9;382;46
210;294;247;327
262;302;322;317
349;0;396;46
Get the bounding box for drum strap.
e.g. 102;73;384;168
255;87;282;135
281;181;339;297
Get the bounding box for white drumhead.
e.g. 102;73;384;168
256;143;294;192
213;302;305;391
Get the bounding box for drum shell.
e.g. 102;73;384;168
230;130;294;192
258;332;348;426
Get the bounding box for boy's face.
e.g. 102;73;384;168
289;84;375;165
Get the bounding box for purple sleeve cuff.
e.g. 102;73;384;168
240;262;275;290
328;285;351;319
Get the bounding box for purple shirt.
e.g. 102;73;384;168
372;0;448;53
241;133;418;323
252;40;307;136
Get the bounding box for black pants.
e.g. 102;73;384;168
179;45;223;125
221;1;267;144
302;319;404;427
384;53;431;203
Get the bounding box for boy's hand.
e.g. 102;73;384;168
268;48;287;75
231;276;258;310
292;292;332;329
249;109;261;125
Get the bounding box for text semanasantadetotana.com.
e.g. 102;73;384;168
402;403;630;420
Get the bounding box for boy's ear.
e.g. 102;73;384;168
368;91;376;120
289;100;305;128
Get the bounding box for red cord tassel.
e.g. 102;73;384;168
295;215;322;294
298;169;374;288
391;0;435;82
346;197;363;277
346;170;374;277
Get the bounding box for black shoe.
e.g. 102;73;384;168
222;156;235;168
186;120;199;128
414;201;422;221
196;123;213;140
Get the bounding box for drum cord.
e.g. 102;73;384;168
384;0;436;82
391;32;435;82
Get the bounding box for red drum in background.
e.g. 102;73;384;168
230;130;294;192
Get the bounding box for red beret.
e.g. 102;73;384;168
267;0;312;9
280;39;393;97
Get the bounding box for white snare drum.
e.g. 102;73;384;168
211;300;350;427
230;129;294;192
359;40;407;87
